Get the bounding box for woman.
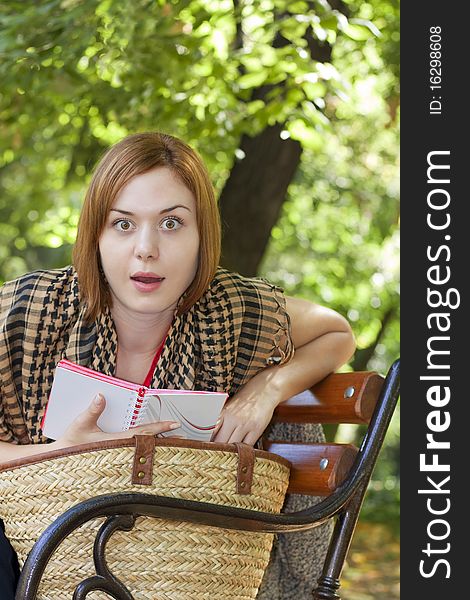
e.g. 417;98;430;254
0;132;355;596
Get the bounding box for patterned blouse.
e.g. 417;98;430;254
0;266;294;444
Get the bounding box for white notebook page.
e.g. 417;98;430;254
42;367;137;440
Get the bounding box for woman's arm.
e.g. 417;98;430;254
0;395;181;464
212;296;356;445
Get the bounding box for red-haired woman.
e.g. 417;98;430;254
0;132;355;598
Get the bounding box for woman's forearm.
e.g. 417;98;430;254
0;439;62;464
253;330;356;406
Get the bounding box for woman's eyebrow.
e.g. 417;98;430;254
159;204;192;214
110;204;191;216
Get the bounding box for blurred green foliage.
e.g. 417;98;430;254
0;0;399;528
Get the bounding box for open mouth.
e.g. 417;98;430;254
130;276;164;284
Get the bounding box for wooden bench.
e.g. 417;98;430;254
15;358;400;599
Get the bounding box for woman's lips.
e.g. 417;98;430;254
130;275;165;292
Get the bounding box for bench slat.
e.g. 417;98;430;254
263;441;358;496
272;372;384;424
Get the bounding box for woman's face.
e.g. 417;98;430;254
99;166;199;320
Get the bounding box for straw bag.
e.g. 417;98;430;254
0;436;290;600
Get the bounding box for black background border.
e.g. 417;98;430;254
401;2;467;596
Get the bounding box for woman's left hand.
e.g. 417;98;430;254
211;297;356;446
211;378;280;446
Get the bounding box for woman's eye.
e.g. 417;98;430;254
113;219;133;231
161;217;183;230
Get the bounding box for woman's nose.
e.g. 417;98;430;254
135;228;159;260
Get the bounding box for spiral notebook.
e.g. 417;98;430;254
41;359;228;442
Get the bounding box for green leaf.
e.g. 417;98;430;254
260;46;278;67
319;14;339;32
350;18;382;38
343;19;381;42
286;1;309;13
301;81;327;100
246;99;265;115
285;88;304;106
237;70;268;89
287;119;323;150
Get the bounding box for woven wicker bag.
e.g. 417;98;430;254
0;436;290;600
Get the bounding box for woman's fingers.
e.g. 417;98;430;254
73;394;106;430
227;428;251;444
213;418;248;444
241;431;259;446
213;415;264;445
129;421;181;436
57;398;183;448
92;421;181;442
212;419;233;443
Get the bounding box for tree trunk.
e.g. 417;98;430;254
219;0;346;276
219;126;301;276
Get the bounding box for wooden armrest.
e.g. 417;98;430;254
263;441;358;496
272;371;384;424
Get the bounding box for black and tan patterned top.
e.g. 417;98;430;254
0;266;294;444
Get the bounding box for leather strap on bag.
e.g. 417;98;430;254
234;442;255;495
130;437;255;491
132;435;156;485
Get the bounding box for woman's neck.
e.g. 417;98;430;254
110;303;174;356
